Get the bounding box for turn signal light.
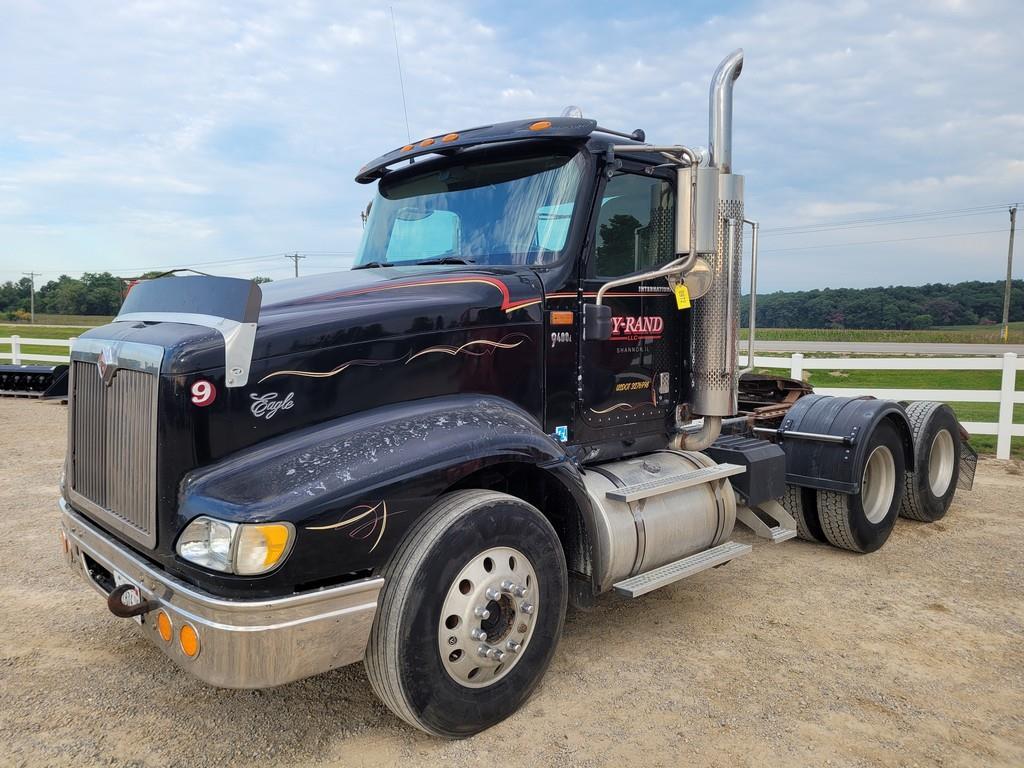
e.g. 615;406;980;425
529;120;552;131
156;610;173;643
179;624;200;658
550;311;574;326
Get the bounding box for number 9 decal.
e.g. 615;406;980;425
190;379;216;407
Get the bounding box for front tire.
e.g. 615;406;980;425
365;490;567;738
817;420;906;553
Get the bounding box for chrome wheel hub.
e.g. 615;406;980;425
437;546;538;688
861;445;896;524
928;428;955;496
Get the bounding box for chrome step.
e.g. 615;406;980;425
736;501;797;544
612;541;752;598
768;525;797;543
604;463;746;503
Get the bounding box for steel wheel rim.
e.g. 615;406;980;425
928;429;955;497
437;546;538;689
861;445;896;524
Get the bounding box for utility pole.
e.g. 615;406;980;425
1002;205;1017;342
22;271;39;324
284;252;306;278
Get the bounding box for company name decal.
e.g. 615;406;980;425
611;316;664;340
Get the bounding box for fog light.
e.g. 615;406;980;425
179;624;200;659
156;610;173;643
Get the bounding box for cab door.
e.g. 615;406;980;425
577;165;689;444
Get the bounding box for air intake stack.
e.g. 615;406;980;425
691;49;745;418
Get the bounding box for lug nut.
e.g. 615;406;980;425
501;580;528;598
485;587;501;601
470;628;488;641
477;644;491;658
506;639;522;653
520;602;535;615
473;606;491;619
486;647;506;662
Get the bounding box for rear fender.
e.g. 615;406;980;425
780;394;914;494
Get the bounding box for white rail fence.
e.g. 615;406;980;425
0;335;78;364
740;351;1022;459
2;336;1021;459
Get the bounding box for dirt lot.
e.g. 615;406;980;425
1;398;1022;768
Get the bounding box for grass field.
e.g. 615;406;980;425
0;324;91;362
3;313;112;326
741;322;1024;344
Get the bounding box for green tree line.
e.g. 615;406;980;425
741;279;1024;329
0;272;272;320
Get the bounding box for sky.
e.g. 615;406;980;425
0;0;1021;292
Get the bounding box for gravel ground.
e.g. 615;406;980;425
1;398;1022;768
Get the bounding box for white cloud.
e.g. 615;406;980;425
0;0;1020;289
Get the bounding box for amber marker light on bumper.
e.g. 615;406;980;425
179;623;200;659
156;610;173;643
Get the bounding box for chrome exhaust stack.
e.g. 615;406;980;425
690;48;745;420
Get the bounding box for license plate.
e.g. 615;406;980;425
113;570;144;625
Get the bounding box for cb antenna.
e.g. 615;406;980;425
390;6;412;143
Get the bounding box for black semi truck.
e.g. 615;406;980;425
58;50;973;737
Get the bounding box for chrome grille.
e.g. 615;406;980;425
69;341;161;549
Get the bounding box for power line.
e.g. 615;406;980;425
284;252;306;278
0;250;357;278
23;271;39;323
763;208;1012;237
762;202;1017;235
760;227;1010;254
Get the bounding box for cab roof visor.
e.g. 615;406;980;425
355;117;597;184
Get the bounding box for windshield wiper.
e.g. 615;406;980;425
352;261;396;270
412;256;475;266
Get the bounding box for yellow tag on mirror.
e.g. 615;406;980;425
674;283;691;310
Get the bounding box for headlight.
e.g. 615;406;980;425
176;517;294;575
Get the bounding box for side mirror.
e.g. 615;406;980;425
583;303;612;341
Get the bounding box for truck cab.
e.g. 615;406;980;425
58;50;973;738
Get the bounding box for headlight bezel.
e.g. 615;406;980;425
175;516;295;576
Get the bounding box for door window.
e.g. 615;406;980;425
592;173;675;278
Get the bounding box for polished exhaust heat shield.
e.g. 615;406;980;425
691;49;745;418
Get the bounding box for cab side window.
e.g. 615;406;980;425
593;172;675;278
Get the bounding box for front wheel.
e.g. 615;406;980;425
365;490;567;738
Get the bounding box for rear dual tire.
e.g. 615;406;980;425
816;420;906;553
899;401;961;522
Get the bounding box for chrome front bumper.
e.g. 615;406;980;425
59;497;383;688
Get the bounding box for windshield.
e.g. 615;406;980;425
355;150;586;267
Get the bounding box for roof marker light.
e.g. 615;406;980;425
441;133;459;142
529;120;552;131
419;138;435;147
401;144;414;151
